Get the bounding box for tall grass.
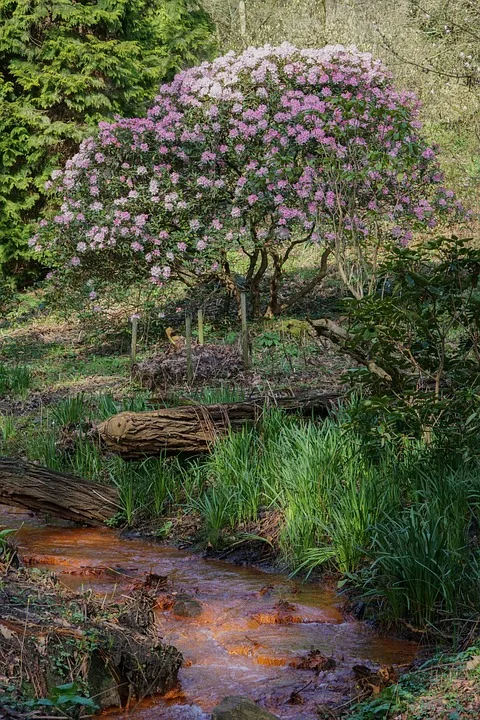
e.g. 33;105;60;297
181;410;480;631
52;394;90;427
0;363;31;398
367;505;476;628
0;414;16;448
10;387;480;633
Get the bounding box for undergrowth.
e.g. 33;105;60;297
3;393;480;638
347;645;480;720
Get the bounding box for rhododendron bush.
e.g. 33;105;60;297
35;43;465;315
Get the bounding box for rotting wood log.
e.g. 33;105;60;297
97;391;339;458
0;456;120;525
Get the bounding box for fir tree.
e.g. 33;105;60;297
0;0;214;282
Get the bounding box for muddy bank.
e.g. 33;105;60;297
0;558;181;715
0;506;420;719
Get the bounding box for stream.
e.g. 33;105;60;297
0;506;419;719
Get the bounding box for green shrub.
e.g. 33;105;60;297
0;0;214;283
338;237;480;455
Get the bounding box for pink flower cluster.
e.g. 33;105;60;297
35;43;465;299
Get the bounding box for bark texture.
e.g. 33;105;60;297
0;456;120;524
97;391;339;458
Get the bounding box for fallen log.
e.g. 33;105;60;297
97;391;339;458
0;456;120;525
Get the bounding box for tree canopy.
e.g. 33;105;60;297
37;43;465;314
0;0;215;283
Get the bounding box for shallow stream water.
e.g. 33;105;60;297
0;506;419;719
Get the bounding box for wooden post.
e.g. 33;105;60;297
240;292;249;370
130;316;138;367
197;308;204;346
185;315;193;384
238;0;247;45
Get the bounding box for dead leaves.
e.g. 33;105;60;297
353;664;398;696
289;649;337;672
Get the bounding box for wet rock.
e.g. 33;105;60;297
173;593;203;618
211;696;280;720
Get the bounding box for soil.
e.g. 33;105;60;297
0;548;182;716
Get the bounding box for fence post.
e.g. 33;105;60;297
197;308;204;346
240;292;249;370
185;314;193;384
130;316;138;367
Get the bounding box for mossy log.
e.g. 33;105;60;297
96;391;339;458
0;456;120;525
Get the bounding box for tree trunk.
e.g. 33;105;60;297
238;0;247;45
0;457;120;525
97;391;339;459
280;248;331;314
248;249;269;317
265;251;283;318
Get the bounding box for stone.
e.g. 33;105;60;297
172;593;203;618
211;696;280;720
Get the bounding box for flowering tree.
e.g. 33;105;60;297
36;43;465;316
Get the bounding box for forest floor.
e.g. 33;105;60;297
1;286;480;719
348;648;480;720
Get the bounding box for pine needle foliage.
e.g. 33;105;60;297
0;0;215;282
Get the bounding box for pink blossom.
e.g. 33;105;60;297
422;148;435;160
37;42;462;301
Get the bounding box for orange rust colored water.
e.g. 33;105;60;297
0;506;419;719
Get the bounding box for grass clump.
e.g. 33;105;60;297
347;646;480;720
0;362;31;398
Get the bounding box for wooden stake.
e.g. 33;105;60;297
240;292;249;370
185;314;193;384
130;316;138;367
239;0;247;44
197;308;204;346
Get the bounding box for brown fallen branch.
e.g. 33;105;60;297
97;391;339;458
0;456;120;525
309;318;392;382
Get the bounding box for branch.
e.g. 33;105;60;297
373;23;478;82
309;318;393;382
